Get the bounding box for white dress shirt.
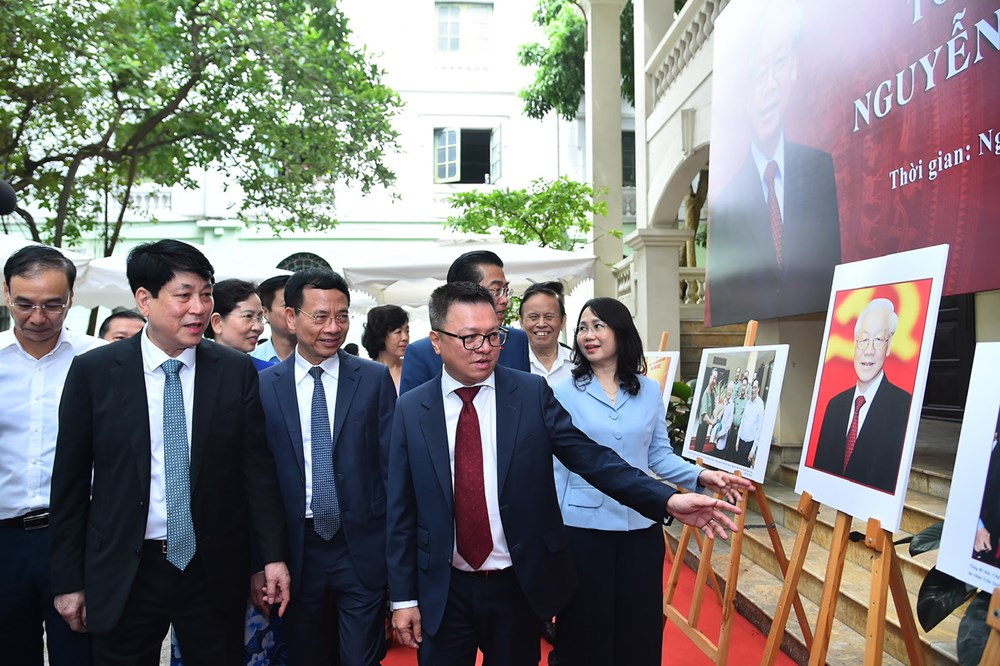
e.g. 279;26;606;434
847;371;885;437
294;350;340;518
527;345;573;387
441;368;512;572
0;329;104;519
140;328;197;540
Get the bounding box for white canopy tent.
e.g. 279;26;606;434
0;233;92;281
341;238;596;308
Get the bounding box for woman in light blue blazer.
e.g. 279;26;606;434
550;297;749;666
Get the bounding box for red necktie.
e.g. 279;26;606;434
843;395;866;472
454;386;492;569
764;160;783;269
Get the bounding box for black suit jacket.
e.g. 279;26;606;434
811;375;912;493
259;351;396;594
49;335;288;634
386;366;675;636
708;142;842;325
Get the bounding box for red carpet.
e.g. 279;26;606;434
382;556;796;665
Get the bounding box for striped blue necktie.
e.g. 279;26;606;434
161;359;196;570
309;366;340;540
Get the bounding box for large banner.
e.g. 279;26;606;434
706;0;1000;326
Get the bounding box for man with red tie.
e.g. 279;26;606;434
386;282;743;665
973;414;1000;568
811;298;913;493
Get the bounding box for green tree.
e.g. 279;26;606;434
0;0;401;253
444;176;607;251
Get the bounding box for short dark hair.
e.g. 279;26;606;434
257;274;291;309
571;297;646;396
518;281;565;317
98;310;146;339
204;279;259;340
4;245;77;289
344;342;360;356
126;240;214;297
446;250;504;284
283;268;350;310
361;304;409;359
429;282;494;329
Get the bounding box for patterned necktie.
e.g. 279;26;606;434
161;359;196;570
454;386;492;569
309;366;340;540
764;160;783;270
843;395;866;472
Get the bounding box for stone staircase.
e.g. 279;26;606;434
666;426;962;665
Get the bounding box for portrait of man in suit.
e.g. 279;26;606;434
810;298;913;493
387;282;741;666
707;0;841;325
973;411;1000;569
49;240;291;664
398;250;529;394
258;268;397;664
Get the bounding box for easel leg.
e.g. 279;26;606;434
808;511;852;666
983;588;1000;664
716;484;750;666
888;534;927;666
863;523;890;666
762;494;819;666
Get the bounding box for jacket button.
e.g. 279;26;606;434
134;548;141;557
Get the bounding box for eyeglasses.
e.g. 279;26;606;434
233;313;267;325
575;322;608;336
297;309;350;327
8;301;69;316
855;336;889;351
523;313;560;323
434;328;508;350
485;286;512;299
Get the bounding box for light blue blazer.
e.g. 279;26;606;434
552;374;702;531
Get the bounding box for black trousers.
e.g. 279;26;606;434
284;525;386;666
553;525;664;666
418;567;541;666
0;525;92;666
92;542;243;666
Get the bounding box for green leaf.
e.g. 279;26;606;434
915;567;976;632
908;522;944;556
671;381;693;402
957;592;991;666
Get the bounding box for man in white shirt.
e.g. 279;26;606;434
0;245;102;666
736;379;766;467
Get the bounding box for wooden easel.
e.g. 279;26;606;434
762;508;928;666
662;321;812;664
983;588;1000;664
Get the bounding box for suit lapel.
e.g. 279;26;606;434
419;379;454;511
190;341;221;492
271;358;305;480
115;336;152;495
495;368;521;496
333;351;359;449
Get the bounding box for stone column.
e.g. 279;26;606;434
583;0;626;297
625;227;691;350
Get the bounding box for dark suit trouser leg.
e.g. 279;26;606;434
92;544;242;666
694;423;709;453
418;568;540;666
285;527;385;666
554;525;663;666
0;526;92;666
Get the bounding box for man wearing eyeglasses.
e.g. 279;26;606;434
387;282;743;666
0;245;101;665
258;268;397;664
811;298;913;493
398;250;530;394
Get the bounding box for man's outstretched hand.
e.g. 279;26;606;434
667;493;742;539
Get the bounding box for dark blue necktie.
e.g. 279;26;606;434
309;366;340;540
161;359;195;570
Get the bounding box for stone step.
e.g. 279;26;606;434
667;506;960;665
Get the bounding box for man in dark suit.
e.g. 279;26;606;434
387;282;742;665
50;240;291;664
259;268;396;664
811;298;913;493
399;250;529;394
707;2;841;325
973;415;1000;568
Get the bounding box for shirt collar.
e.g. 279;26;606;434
441;366;495;397
294;348;341;384
1;326;73;358
751;132;786;186
140;325;197;373
855;370;885;400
